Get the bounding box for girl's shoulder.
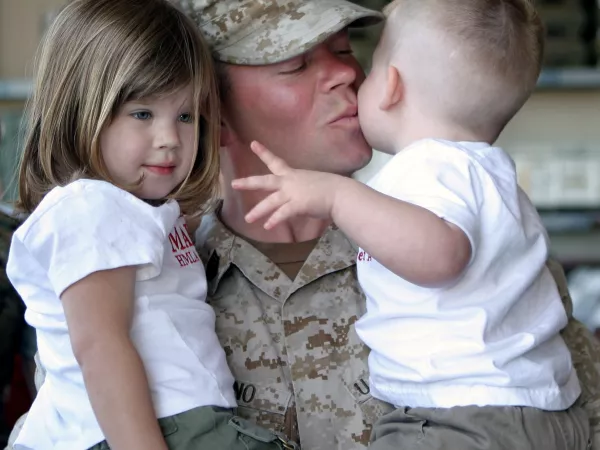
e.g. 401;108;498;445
17;180;179;242
42;179;134;208
18;180;119;229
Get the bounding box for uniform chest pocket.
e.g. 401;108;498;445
233;380;293;435
340;366;394;426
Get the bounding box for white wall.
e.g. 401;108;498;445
0;0;67;78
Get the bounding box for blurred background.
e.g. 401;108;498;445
0;0;599;445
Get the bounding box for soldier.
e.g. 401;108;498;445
7;1;600;449
186;1;600;449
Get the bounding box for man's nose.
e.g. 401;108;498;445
318;49;360;92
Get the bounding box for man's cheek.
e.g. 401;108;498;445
354;71;366;89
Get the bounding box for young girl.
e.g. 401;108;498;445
6;1;290;449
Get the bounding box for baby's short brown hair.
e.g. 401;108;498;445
382;0;544;140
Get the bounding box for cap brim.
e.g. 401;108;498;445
213;0;383;65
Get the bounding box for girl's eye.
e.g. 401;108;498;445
131;111;152;120
179;113;193;123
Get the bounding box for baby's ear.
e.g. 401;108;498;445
379;65;403;111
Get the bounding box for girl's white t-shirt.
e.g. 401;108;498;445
7;179;236;450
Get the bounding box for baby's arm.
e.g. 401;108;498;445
233;142;471;287
330;178;471;286
61;266;168;450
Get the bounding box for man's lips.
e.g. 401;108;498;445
329;106;359;125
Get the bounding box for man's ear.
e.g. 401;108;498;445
220;119;233;148
379;65;403;111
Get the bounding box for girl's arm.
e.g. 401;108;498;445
61;266;169;450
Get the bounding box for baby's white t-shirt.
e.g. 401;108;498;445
355;139;580;411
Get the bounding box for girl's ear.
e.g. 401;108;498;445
379;65;404;111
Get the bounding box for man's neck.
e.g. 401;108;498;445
220;188;331;243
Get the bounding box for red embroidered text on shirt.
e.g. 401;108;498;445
168;223;200;267
358;250;372;262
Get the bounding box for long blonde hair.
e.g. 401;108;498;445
17;0;220;216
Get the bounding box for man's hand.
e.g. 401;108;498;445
231;141;345;229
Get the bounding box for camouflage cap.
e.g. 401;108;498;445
175;0;383;65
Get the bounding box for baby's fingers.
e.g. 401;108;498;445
250;141;291;175
231;174;280;191
263;203;298;230
245;191;288;224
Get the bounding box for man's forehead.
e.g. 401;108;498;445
174;0;383;65
284;28;351;58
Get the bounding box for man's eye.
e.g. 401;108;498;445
280;62;307;75
336;49;354;56
131;111;152;120
179;113;193;123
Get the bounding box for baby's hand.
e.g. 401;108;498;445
232;141;344;229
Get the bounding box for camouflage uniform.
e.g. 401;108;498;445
176;0;382;65
196;214;393;450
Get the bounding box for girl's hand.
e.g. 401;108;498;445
231;141;345;229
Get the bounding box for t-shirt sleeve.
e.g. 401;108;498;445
18;184;171;297
373;142;483;259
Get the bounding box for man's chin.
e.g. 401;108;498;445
337;144;373;177
358;145;374;167
352;138;374;166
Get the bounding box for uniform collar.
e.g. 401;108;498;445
195;209;357;302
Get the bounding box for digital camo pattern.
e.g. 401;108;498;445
173;0;382;65
196;213;393;449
